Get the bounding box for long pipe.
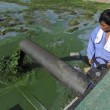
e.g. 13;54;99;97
19;39;90;95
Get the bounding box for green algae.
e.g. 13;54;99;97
0;0;110;110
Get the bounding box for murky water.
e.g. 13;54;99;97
20;0;30;2
0;31;17;39
0;2;101;110
0;2;27;12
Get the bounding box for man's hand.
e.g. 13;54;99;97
107;62;110;68
88;59;92;65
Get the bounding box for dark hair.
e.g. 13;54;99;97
99;9;110;25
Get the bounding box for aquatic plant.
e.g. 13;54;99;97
68;19;79;27
0;49;26;83
67;27;79;33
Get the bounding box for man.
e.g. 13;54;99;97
87;9;110;69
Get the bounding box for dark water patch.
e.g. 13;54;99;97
0;18;6;22
0;13;26;29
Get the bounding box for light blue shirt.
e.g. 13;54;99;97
87;26;110;65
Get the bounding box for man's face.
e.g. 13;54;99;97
100;21;110;32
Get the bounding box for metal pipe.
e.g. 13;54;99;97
19;39;90;95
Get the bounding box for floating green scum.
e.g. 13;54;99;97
0;0;110;110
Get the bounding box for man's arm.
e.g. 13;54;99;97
87;35;95;65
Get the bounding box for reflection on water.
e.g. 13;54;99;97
49;38;64;47
0;5;101;41
45;10;58;23
20;0;30;2
0;2;27;12
0;31;17;39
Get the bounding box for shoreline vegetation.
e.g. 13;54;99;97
83;0;110;3
0;0;110;12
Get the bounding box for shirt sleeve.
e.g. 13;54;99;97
87;30;96;60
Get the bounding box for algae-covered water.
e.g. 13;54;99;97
0;0;109;110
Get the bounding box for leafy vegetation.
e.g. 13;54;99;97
0;50;24;83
